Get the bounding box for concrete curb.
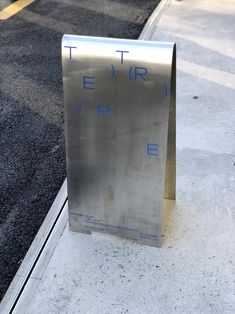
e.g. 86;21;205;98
139;0;172;40
0;181;68;313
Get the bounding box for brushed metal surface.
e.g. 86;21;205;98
62;35;176;247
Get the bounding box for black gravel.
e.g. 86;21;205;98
0;0;160;301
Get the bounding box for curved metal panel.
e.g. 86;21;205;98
62;35;176;247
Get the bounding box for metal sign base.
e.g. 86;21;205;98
62;35;176;247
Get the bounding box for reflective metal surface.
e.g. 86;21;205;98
62;35;176;247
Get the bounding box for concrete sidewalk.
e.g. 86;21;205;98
1;0;235;313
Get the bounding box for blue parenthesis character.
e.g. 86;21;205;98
147;143;159;157
111;64;116;79
76;103;85;116
162;84;168;98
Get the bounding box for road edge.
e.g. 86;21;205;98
139;0;172;40
0;180;68;313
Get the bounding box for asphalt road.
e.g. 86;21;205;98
0;0;160;301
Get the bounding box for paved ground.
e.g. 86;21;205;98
0;0;160;301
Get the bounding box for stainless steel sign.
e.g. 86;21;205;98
62;35;176;247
